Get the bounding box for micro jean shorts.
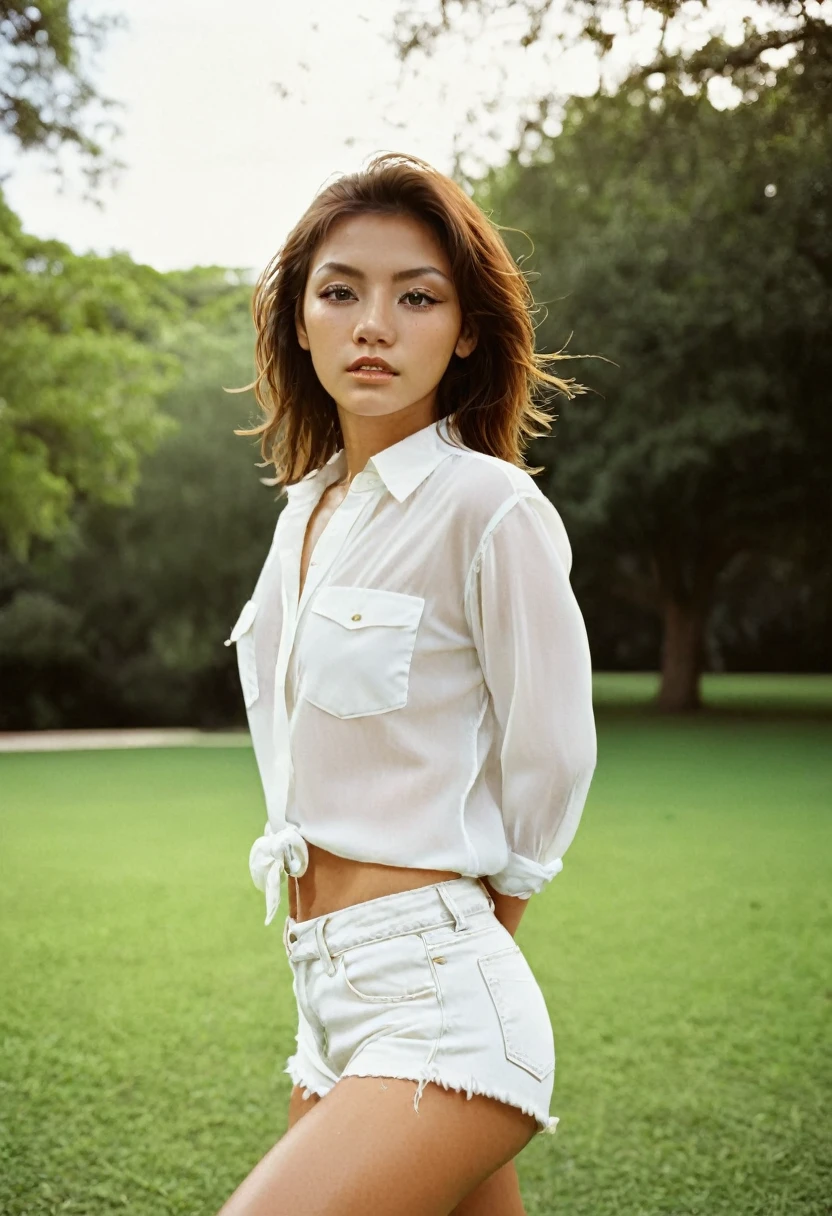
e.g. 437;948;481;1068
281;875;559;1136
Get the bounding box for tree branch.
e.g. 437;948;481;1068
634;25;807;83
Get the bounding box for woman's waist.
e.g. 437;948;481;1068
291;841;463;921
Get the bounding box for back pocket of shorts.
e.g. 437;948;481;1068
478;946;555;1081
340;933;437;1004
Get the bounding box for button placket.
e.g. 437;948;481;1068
270;486;381;822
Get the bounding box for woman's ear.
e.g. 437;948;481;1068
455;319;478;360
295;305;310;351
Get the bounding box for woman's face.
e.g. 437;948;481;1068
296;211;476;422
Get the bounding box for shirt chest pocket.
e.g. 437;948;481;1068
225;599;260;708
301;585;425;719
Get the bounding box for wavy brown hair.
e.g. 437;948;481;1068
232;151;587;485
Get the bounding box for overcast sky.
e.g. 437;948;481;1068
2;0;770;276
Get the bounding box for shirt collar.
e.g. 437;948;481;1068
283;447;345;507
285;416;460;506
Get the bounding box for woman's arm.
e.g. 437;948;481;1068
482;878;529;938
466;492;597;900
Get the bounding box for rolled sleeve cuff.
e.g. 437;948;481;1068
485;851;564;899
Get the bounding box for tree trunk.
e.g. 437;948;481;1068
658;595;708;712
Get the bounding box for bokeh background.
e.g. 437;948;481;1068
1;2;830;1214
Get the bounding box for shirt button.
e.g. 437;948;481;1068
351;613;362;621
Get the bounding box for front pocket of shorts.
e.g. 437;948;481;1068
301;585;425;719
340;933;437;1004
478;946;555;1081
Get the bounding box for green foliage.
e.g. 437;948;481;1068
0;1;126;191
477;66;832;704
392;0;832;169
0;263;278;730
0;191;182;558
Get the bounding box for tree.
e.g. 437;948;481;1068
1;1;125;195
0;191;182;558
476;68;831;710
390;0;832;175
0;267;276;731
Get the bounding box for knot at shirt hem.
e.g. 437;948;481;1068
249;823;309;927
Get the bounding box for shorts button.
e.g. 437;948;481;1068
351;613;362;621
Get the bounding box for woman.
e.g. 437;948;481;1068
218;152;597;1216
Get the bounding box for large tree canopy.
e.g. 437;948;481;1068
476;62;831;709
391;0;832;171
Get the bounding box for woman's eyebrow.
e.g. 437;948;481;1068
312;260;451;284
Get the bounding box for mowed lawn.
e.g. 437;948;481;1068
1;675;830;1215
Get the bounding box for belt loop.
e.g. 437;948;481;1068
282;916;294;958
315;915;337;976
436;881;469;933
476;878;496;912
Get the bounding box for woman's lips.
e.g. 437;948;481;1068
348;368;396;383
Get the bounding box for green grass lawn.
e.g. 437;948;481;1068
1;675;830;1215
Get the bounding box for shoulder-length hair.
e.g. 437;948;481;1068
233;151;586;485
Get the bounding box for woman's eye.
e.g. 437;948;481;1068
321;285;353;302
402;290;437;309
320;286;438;308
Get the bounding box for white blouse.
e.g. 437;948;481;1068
227;416;597;927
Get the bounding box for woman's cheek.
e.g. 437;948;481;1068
306;303;341;339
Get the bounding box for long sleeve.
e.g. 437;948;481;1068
464;491;597;898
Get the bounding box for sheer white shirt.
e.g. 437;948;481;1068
227;416;597;926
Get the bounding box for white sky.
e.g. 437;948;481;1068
1;0;796;276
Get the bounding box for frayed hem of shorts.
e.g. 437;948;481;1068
284;1054;332;1102
346;1062;559;1136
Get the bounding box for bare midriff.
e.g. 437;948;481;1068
289;841;463;922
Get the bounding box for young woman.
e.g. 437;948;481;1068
218;152;597;1216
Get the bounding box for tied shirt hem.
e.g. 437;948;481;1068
249;822;309;926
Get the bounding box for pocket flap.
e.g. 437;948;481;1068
225;598;259;646
311;585;425;631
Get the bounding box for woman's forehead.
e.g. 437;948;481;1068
312;212;451;277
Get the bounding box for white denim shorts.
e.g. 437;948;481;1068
281;875;559;1136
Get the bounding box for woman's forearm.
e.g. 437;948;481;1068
482;878;529;938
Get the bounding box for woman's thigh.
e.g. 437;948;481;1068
219;1075;537;1216
284;1084;526;1216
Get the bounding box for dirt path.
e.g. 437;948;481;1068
0;728;251;753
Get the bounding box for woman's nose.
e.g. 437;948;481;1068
353;298;395;345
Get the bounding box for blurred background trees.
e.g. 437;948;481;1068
477;63;832;708
0;195;181;559
0;0;126;194
1;0;830;726
0;262;275;729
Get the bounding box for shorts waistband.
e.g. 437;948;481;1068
283;876;495;964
